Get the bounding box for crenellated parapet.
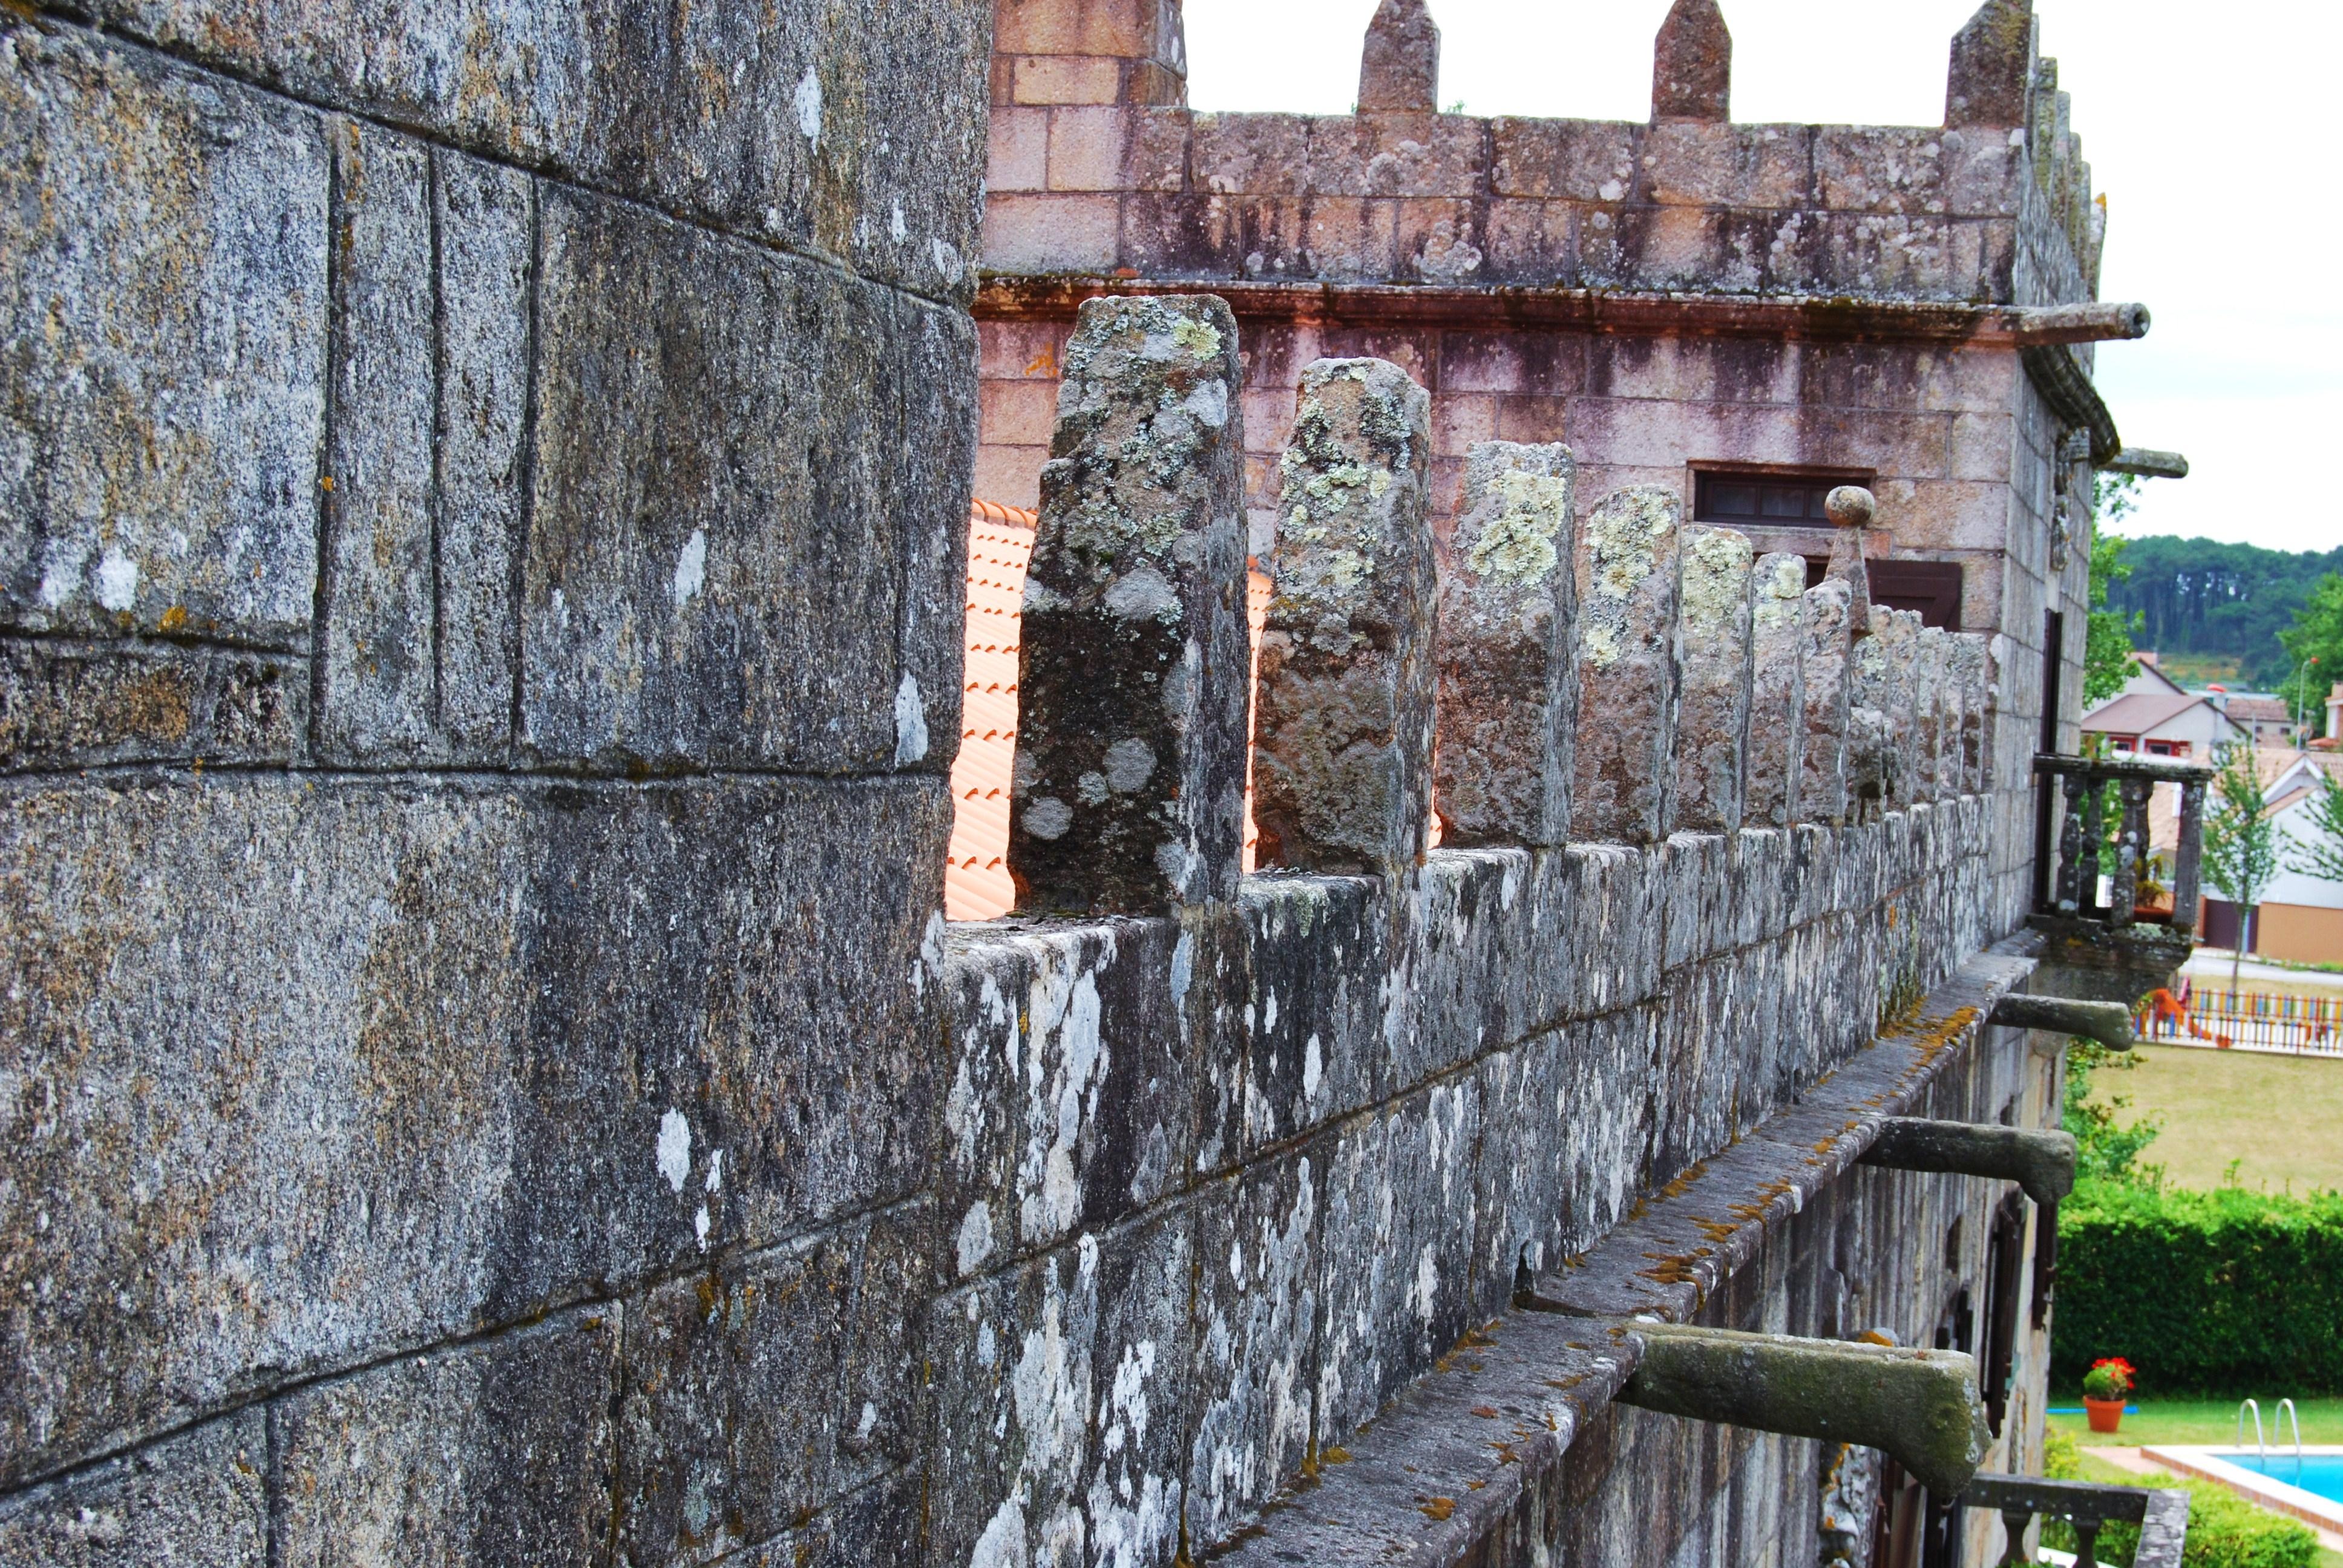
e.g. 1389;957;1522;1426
946;296;2026;1566
1433;442;1579;848
985;0;2102;306
1006;301;2001;896
1252;358;1439;878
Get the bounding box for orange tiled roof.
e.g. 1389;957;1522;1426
944;503;1037;921
944;501;1274;921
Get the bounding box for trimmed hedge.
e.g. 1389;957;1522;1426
2042;1432;2321;1568
2053;1182;2343;1394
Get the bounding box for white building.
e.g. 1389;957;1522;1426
2200;751;2343;962
2082;657;2249;760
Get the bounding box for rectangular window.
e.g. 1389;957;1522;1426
1866;559;1964;631
1693;471;1855;525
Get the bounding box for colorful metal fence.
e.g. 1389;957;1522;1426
2134;985;2343;1056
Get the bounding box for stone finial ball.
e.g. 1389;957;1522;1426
1825;485;1876;529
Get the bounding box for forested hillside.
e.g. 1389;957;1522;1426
2103;535;2343;687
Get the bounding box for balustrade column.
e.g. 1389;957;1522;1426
2172;778;2207;937
2111;776;2151;927
2079;774;2105;915
2054;769;2087;913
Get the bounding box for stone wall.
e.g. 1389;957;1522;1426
907;293;2048;1566
974;0;2111;950
1;0;986;1561
3;0;2096;1563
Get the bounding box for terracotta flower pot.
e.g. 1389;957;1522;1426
2085;1396;2126;1433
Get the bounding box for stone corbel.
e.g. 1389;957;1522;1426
1858;1117;2077;1207
1618;1322;1990;1497
1987;994;2135;1052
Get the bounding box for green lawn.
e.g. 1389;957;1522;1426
2050;1397;2343;1449
2086;1044;2343;1193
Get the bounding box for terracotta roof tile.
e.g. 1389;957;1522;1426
944;504;1037;921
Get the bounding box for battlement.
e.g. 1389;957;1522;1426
2;1;2114;1563
985;0;2103;307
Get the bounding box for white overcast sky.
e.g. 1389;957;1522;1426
1183;1;2342;557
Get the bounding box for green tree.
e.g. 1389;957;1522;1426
2060;1040;2161;1190
2278;571;2343;736
2291;766;2343;885
2084;526;2143;705
2201;742;2280;990
2103;534;2343;688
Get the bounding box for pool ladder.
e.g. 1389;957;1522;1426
2235;1398;2305;1482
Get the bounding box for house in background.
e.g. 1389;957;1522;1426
2220;692;2308;749
2200;750;2343;961
2082;655;2249;758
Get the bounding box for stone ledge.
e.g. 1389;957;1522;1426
1208;944;2037;1566
976;275;2143;346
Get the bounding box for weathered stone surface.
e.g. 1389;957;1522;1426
1619;1324;1987;1498
0;641;303;770
318;126;531;765
894;286;985;776
1187;1150;1322;1544
75;0;989;301
1357;0;1440;114
1744;553;1808;829
1011;295;1250;913
722;1471;921;1568
1389;849;1533;1086
1951;632;1993;793
1570;487;1683;844
1433;442;1579;848
0;22;326;645
1858;1117;2075;1206
927;1209;1194;1568
1878;608;1924;811
318;119;436;761
1915;626;1951;802
1798;580;1854;826
1673;526;1754;834
1651;0;1732;123
0;774;945;1484
938;919;1197;1278
617;1206;926;1566
1823;486;1877;633
1241;875;1388;1150
1945;0;2036;129
274;1308;618;1568
1847;618;1900;818
1254;358;1437;877
432;153;537;757
0;1410;265;1568
1316;1079;1484;1445
520;188;974;774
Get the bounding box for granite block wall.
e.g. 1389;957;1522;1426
1;0;985;1562
930;801;2008;1567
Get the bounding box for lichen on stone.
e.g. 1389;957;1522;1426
1464;470;1569;586
1171;316;1223;359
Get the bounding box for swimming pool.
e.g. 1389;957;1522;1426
2224;1453;2343;1503
2144;1446;2343;1532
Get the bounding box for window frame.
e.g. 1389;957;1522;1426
1689;466;1872;529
